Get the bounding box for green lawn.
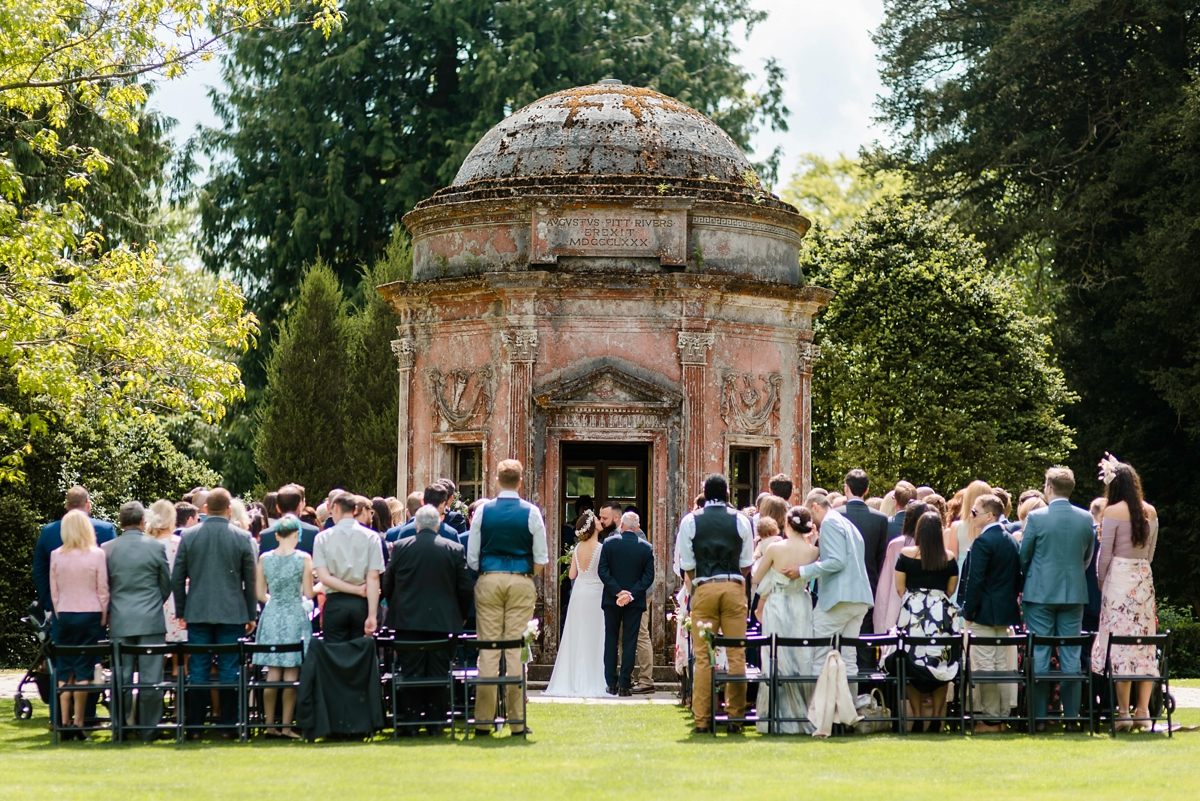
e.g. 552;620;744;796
0;701;1197;799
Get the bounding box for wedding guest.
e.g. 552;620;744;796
49;510;109;737
752;506;820;733
371;497;392;535
1091;460;1159;731
946;490;965;530
676;474;755;733
173;502;199;534
953;480;993;568
872;501;928;635
300;506;319;526
754;517;781;561
960;494;1022;733
438;479;470;535
769;473;794;503
1020;467;1094;730
387;485;459;543
916;486;935;500
1017;496;1047;526
172;488;258;736
466;459;547;736
826;492;847;509
386;497;405;528
230;499;252;534
383;505;474;734
262;492;281;527
35;486;117;618
887;511;961;732
313;491;384;643
887;481;917;540
880;491;897;518
103;501;171;742
1083;497;1106;634
254;514;314;739
261;484;319;555
781;490;873;695
866;498;883;511
841;469;890;599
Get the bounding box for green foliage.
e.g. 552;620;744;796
807;199;1076;495
197;0;787;329
0;380;218;666
255;261;350;501
872;0;1200;610
782;153;904;233
341;234;411;497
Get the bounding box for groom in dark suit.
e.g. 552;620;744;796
597;511;654;697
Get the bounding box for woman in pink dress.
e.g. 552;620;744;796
1091;459;1159;731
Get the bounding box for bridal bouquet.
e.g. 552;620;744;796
520;618;541;664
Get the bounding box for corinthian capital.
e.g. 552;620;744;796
390;337;416;371
502;328;539;363
798;341;821;375
677;331;715;366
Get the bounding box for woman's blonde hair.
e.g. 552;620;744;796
1018;496;1047;523
230;498;251;530
60;509;97;552
146;498;176;536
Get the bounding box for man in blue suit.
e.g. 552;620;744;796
597;511;655;696
387;485;460;543
258;483;319;554
33;486;117;616
1019;466;1095;730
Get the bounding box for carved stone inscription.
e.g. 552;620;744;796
531;206;687;265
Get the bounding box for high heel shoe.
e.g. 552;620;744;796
1131;710;1154;732
1114;714;1133;733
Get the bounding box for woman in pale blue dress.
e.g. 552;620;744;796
253;514;314;738
751;506;820;734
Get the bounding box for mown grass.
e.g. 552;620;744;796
0;699;1197;800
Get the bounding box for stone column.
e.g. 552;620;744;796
502;327;538;471
391;334;416;498
678;331;715;496
796;339;820;499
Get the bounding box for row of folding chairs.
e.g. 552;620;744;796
710;630;1172;736
379;633;528;739
47;634;528;744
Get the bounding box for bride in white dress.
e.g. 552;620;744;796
543;511;609;697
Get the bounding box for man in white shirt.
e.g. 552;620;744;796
313;491;384;643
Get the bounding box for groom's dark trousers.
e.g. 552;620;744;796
604;606;643;689
597;528;655;690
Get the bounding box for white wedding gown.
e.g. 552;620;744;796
543;544;609;697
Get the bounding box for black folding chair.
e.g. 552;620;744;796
896;634;964;733
242;642;306;737
462;638;527;738
389;636;458;738
768;635;837;735
112;641;184;743
1104;631;1172;738
1029;633;1094;734
709;634;770;735
961;631;1031;735
841;634;904;734
178;641;246;742
47;641;116;744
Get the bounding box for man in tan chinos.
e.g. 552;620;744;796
675;474;755;733
466;459;548;736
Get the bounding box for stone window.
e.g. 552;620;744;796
455;445;484;504
729;447;760;510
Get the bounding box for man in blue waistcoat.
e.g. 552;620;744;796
466;459;548;736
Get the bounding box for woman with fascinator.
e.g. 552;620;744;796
543;509;610;697
1091;454;1160;731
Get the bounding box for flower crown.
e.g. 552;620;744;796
1098;452;1121;485
574;509;597;538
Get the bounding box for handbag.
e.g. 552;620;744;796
854;688;892;734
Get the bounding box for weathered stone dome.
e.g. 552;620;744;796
453;81;755;187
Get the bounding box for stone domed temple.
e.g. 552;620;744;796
379;81;832;671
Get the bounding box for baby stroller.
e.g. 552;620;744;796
13;602;53;720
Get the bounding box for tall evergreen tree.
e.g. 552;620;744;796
873;0;1200;606
255;262;350;499
807;199;1076;494
342;234;412;497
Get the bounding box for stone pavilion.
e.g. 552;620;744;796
378;80;832;671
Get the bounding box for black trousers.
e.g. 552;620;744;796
394;630;453;726
323;594;368;644
603;605;644;689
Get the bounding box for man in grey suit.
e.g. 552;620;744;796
104;501;172;741
172;488;257;734
1019;466;1096;729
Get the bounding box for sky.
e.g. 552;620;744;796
148;0;888;186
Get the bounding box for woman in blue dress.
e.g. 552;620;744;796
254;514;314;738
